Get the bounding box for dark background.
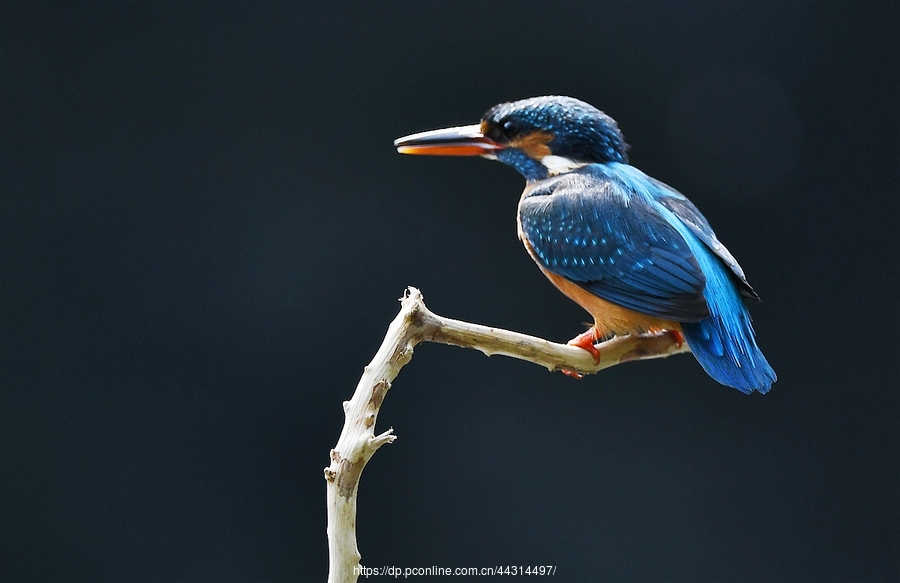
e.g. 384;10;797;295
2;2;898;581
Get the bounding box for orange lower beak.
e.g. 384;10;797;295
394;124;502;156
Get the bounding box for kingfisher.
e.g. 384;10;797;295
394;96;775;394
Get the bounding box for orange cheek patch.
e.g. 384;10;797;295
510;131;554;159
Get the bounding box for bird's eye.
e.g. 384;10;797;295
502;119;519;138
485;124;504;142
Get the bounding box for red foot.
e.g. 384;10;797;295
568;328;602;363
560;328;601;377
666;329;685;348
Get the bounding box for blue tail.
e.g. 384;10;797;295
680;234;776;394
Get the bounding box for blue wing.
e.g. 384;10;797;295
647;176;759;301
518;168;711;322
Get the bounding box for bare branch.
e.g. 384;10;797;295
324;287;689;583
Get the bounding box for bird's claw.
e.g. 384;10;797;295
567;328;602;363
666;329;685;348
559;328;601;378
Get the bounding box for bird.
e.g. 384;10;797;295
394;96;776;394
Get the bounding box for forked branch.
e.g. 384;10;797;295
324;287;689;583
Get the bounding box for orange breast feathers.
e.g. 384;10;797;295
521;237;682;338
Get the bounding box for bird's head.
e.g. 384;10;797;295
394;96;629;181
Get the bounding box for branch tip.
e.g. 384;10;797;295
370;428;396;449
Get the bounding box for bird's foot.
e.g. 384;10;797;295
567;328;602;363
560;328;602;378
666;329;685;348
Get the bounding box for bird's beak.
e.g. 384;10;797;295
394;124;503;156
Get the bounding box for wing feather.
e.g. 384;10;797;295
519;171;711;322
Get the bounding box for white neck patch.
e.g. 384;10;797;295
541;155;588;175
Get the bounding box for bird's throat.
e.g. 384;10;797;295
540;155;589;175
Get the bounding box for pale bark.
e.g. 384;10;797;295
324;287;689;583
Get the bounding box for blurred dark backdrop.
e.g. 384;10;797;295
2;2;898;581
